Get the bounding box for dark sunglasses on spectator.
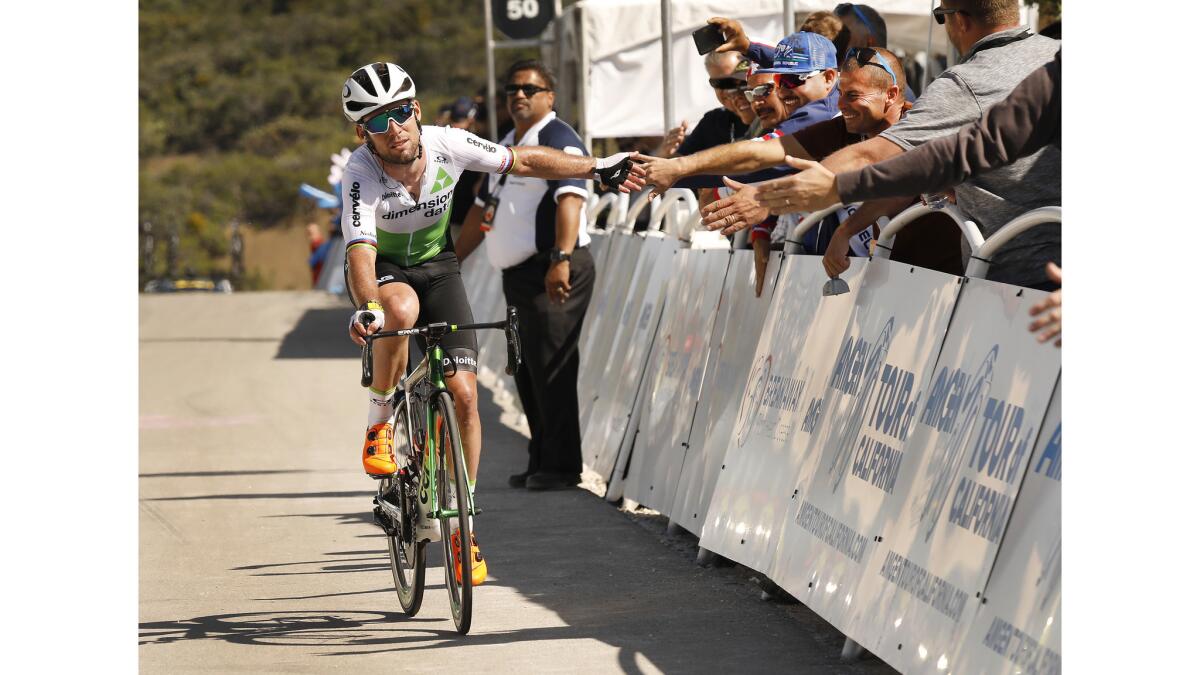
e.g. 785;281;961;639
835;3;878;43
362;103;415;134
842;47;898;87
505;83;551;97
932;7;964;24
773;71;822;89
709;77;746;91
743;83;775;101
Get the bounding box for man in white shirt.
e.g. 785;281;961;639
456;59;594;491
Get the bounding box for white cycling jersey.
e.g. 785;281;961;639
341;126;515;267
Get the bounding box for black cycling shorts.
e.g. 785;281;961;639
345;248;479;374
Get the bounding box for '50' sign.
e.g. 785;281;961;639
494;0;554;40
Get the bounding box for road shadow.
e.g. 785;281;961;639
275;308;358;359
139;380;896;672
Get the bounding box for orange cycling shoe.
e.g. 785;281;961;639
362;422;397;477
451;530;488;586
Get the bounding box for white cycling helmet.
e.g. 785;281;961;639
341;62;417;123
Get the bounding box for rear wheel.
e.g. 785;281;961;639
435;391;473;635
384;400;425;615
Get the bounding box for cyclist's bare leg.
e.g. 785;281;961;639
445;373;481;482
373;283;420;391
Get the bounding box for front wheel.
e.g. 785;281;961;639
435;391;473;635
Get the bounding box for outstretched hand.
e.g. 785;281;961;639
754;156;841;214
1028;262;1062;347
595;153;648;193
633;152;683;197
658;119;688;157
700;177;769;236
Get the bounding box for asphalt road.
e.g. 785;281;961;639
139;291;897;674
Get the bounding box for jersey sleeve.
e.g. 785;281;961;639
442;127;516;175
340;161;381;252
537;120;589;202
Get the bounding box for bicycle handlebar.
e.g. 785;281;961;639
359;307;523;387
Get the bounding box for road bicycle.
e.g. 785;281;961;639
359;307;521;635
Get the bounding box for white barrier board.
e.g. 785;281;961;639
951;380;1061;675
625;248;731;513
849;280;1061;674
578;232;641;432
769;259;962;636
458;243;517;403
582;234;681;479
588;230;613;279
699;255;868;575
670;250;782;536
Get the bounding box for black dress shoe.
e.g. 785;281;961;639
508;471;532;488
525;471;582;491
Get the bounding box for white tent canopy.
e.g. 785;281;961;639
553;0;1034;141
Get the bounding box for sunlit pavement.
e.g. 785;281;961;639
139;291;896;673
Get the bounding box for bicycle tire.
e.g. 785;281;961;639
435;390;473;635
385;398;426;616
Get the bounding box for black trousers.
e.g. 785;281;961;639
501;247;595;475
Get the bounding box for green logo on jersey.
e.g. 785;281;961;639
431;167;455;193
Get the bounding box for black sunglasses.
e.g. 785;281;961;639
708;77;746;91
505;83;551;98
842;47;898;86
932;7;965;25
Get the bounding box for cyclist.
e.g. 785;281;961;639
340;62;642;587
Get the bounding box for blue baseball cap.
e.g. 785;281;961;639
758;31;838;75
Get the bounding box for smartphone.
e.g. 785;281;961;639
692;24;725;55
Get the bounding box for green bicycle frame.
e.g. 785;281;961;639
408;342;476;522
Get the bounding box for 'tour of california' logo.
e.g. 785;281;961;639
914;344;999;541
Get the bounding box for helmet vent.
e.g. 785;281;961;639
345;101;372;112
373;62;391;92
352;69;377;97
397;77;412;94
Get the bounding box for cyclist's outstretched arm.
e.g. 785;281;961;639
447;127;643;192
509;147;646;192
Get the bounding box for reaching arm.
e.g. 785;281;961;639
509;146;596;180
820;134;906;174
511;146;645;192
638;136;788;194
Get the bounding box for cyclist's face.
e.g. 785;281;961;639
362;99;423;165
506;69;554;126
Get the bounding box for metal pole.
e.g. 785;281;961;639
784;0;795;35
923;0;936;91
579;3;591;152
555;0;567;124
661;0;674;134
484;0;498;141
